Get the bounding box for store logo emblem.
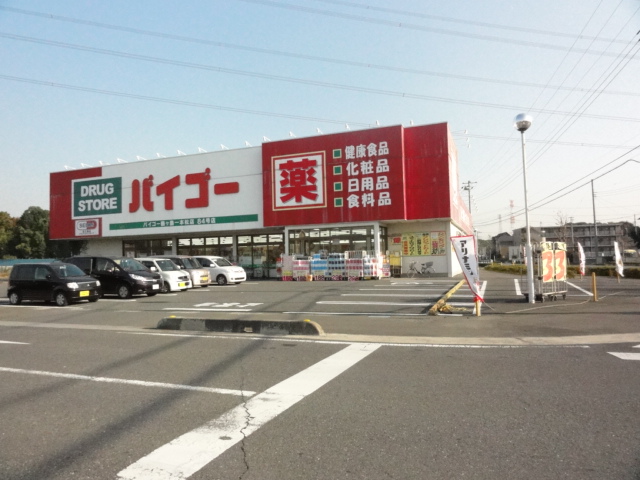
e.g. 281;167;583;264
272;152;326;210
75;219;100;236
72;177;122;217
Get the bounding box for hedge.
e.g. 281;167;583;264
483;263;640;279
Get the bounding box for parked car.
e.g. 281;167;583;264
63;256;162;298
193;255;247;285
136;257;191;293
8;262;101;306
153;255;210;287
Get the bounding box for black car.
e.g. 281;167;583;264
8;262;101;306
64;256;162;298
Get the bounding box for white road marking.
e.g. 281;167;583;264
514;279;522;296
121;331;591;349
0;367;253;396
163;308;252;312
318;300;432;306
284;310;428;316
608;352;640;361
566;281;594;296
117;343;380;480
0;340;29;345
342;293;445;298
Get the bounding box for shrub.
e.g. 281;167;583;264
482;263;639;279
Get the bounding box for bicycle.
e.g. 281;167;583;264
407;261;435;278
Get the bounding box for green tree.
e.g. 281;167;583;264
625;222;640;250
0;211;17;258
10;206;49;258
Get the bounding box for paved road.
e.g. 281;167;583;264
1;326;639;480
0;272;639;479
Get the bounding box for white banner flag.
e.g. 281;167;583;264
577;242;585;276
451;235;484;302
614;241;624;277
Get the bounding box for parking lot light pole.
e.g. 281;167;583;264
514;113;535;304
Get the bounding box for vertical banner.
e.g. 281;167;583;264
614;241;625;277
577;242;585;277
451;235;484;302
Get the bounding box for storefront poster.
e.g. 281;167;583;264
401;231;446;256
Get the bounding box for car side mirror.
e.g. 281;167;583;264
150;266;157;272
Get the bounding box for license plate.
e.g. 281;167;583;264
79;291;89;297
178;282;186;287
202;277;209;282
152;284;160;290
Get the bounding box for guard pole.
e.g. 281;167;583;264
475;297;482;317
591;272;598;302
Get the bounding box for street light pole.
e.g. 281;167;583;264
514;113;535;304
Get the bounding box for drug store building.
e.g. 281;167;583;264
49;122;473;278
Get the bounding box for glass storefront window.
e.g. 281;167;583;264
288;226;387;256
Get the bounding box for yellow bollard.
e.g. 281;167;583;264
591;272;598;302
475;298;482;317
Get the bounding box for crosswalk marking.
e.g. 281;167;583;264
117;343;380;480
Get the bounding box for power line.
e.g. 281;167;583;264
311;0;633;46
238;0;640;60
2;29;638;99
0;74;376;127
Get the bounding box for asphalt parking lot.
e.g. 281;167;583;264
1;269;638;344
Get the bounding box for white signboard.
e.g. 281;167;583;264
451;235;484;301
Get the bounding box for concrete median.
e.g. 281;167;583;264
157;316;325;336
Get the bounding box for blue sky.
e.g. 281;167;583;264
1;0;639;238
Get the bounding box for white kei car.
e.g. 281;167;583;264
194;256;247;285
137;258;192;293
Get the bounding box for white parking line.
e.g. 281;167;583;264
608;352;640;361
0;340;29;345
514;279;522;296
318;300;433;306
117;343;380;480
163;308;252;312
342;293;442;297
566;281;594;296
0;367;253;396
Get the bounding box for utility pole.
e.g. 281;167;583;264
461;181;476;213
592;179;599;265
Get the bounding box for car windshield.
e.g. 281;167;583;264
114;258;147;272
215;258;233;267
182;258;201;269
156;259;179;271
50;263;86;277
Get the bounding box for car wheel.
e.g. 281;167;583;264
55;291;69;307
89;297;99;303
161;282;170;294
9;291;21;305
117;284;132;299
216;274;228;286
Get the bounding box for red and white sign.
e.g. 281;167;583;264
263;123;470;228
50;123;472;240
50;149;263;240
272;152;327;210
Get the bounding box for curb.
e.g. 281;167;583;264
428;280;466;316
157;316;325;336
